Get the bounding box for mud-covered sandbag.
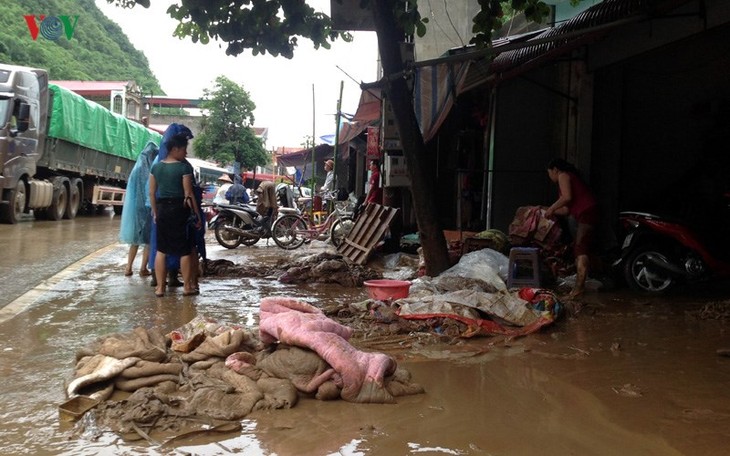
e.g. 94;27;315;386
76;327;168;362
67;355;140;399
181;329;262;363
119;360;183;378
254;377;299;410
114;374;181;392
257;345;335;395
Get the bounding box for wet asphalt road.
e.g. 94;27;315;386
0;212;122;311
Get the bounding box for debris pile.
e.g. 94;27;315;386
204;252;380;286
66;300;423;439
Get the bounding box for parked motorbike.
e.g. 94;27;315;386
208;202;272;249
613;194;730;293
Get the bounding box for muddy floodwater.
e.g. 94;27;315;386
1;218;730;455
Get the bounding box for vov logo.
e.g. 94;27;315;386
24;15;79;41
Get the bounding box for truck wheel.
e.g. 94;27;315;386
0;180;27;224
47;185;68;221
63;179;82;219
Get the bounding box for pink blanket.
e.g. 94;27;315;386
258;297;397;403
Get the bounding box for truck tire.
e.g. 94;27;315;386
46;185;68;221
63;179;82;220
0;180;27;224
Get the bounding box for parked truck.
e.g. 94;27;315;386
0;63;162;224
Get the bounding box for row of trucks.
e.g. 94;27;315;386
0;63;162;224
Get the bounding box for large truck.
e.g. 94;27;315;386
0;63;162;224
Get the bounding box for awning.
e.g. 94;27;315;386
414;60;471;142
478;0;695;87
241;171;293;187
353;88;381;122
326;88;382;146
275;144;334;168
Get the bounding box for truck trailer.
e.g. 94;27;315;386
0;63;162;224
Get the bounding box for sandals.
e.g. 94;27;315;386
124;269;133;277
183;289;200;296
139;270;151;277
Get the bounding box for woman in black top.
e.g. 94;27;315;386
149;134;201;297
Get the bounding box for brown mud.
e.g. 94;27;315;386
0;228;729;455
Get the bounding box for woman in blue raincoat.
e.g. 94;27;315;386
119;141;158;276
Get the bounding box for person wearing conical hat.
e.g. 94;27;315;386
213;173;233;205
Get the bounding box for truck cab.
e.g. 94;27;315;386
0;65;50;223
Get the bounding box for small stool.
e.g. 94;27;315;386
507;247;541;289
312;211;327;225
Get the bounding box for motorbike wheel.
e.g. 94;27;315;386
272;214;307;250
330;217;354;248
241;236;259;246
623;245;675;293
214;215;243;249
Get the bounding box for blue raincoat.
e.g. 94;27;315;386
119;142;158;245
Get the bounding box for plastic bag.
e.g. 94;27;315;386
438;249;509;291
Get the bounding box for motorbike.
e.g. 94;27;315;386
613;194;730;293
208;184;302;249
208;202;272;249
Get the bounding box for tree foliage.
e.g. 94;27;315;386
120;0;551;60
0;0;162;93
194;75;269;170
166;0;352;58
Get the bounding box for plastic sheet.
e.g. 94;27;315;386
47;84;161;160
438;248;509;291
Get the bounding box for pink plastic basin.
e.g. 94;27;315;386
363;279;411;301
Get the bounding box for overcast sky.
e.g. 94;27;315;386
94;0;379;148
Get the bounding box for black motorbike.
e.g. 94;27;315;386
208;202;272;249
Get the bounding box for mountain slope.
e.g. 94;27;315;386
0;0;163;93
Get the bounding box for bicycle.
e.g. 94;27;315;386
271;198;355;250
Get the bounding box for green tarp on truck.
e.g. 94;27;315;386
47;83;162;160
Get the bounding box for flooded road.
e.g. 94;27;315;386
1;216;730;455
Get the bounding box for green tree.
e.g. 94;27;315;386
114;0;550;276
194;75;270;171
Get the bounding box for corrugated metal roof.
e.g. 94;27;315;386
489;0;693;77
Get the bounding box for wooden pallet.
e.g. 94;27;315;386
337;203;399;264
91;185;125;206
